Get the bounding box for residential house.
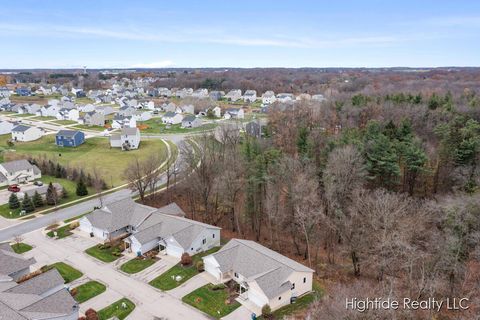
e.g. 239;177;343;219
0;159;41;186
137;101;155;110
78;112;105;127
225;89;242;102
209;91;224;101
224;108;244;120
162;112;184;125
56;108;79;121
181;115;202;128
112;115;137;129
0;242;36;281
162;102;177;113
192;88;209;98
158;87;172;97
175;88;193;98
311;94;326;102
203;239;314;313
243;90;257;103
77;104;95;113
0;87;11;98
0;121;15;135
132;110;152;122
11;125;43;142
176;104;195;114
55;130;85;147
38;104;61;117
95;105;115;116
18;103;41;115
16;87;31;96
276;93;294;103
118;106;136;117
109;127;141;150
296;93;311;101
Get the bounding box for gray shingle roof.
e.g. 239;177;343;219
182;115;196;122
5;269;64;295
19;289;77;317
0;244;36;279
56;130;81;138
121;127;138;135
0;160;35;173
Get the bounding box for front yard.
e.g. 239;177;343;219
98;298;135;320
182;283;241;319
41;262;83;283
149;247;220;291
120;257;157;274
85;243;124;263
46;222;78;239
11;242;33;253
73;280;106;303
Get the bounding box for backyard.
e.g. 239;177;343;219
97;298;135;320
85;243;124;263
41;262;83;283
149;247;220;291
0;135;169;186
73;280;106;303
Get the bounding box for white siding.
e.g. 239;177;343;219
203;256;221;280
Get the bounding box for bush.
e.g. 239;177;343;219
70;221;80;229
196;261;204;272
262;304;273;319
181;252;192;266
210;284;226;291
85;308;99;320
70;287;78;296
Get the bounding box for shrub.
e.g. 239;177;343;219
70;287;78;296
70;221;80;229
85;308;99;320
262;304;273;319
196;261;204;272
210;284;226;291
181;252;192;266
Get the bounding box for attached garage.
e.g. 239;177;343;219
203;256;221;280
166;244;184;258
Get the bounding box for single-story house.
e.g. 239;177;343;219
0;159;42;186
11;125;43;142
110;126;140;150
203;239;314;313
0;242;36;282
181;115;202;128
162;112;183;125
55;130;85;147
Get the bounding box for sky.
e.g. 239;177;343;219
0;0;479;69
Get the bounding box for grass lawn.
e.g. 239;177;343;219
120;257;157;274
0;135;168;186
30;116;57;121
73;280;106;303
75;97;94;104
10;113;34;118
98;298;135;320
50;119;78;125
0;175;94;219
42;262;83;283
182;284;241;319
11;242;33;253
149;247;220;291
140;119;216;134
85;243;124;263
46;223;76;239
70;124;107;132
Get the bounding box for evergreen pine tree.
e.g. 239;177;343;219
32;191;44;208
46;182;58;205
76;179;88;196
8;192;20;209
21;194;35;213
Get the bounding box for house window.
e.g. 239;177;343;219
291;283;295;290
278;296;282;300
212;234;215;238
202;238;206;244
303;277;306;283
234;272;238;278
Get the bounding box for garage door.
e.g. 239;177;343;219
166;245;184;258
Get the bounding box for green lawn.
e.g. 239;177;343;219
11;242;33;253
149;247;220;291
73;280;106;303
10;113;34;118
70;124;106;132
75;97;94;104
120;258;157;274
50;119;78;125
0;135;168;186
98;298;135;320
46;223;77;239
30;116;57;121
42;262;83;283
85;244;124;263
140;119;216;134
0;175;94;219
182;284;241;319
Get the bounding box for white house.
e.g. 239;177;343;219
224;108;244;120
132;110;152;122
162;112;184;125
312;94;326;102
109;126;141;150
56;108;79;121
11;125;43;142
191;88;209;98
38;104;61;117
243;90;257;103
176;104;195;114
276;93;294;103
181;115;202;128
0;159;42;186
0;120;15;135
203;239;314;313
112;115;137;129
225;89;242;102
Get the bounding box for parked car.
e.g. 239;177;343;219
34;181;43;186
8;184;20;192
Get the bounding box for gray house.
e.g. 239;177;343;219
0;242;36;282
181;115;202;128
78;111;105;126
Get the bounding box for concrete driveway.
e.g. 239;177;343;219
221;305;256;320
22;230;210;320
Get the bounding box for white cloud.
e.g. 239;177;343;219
131;60;174;68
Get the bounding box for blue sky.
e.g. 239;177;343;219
1;0;479;68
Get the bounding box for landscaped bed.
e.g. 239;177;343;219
149;247;220;291
73;280;106;303
182;283;241;319
41;262;83;283
85;243;124;263
11;242;33;253
120;257;157;274
98;298;135;320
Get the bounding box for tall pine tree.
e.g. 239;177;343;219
32;191;44;208
76;179;88;196
8;193;20;209
21;194;35;213
46;182;58;205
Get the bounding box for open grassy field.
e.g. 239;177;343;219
140;118;216;134
0;135;168;186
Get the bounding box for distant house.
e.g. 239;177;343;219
276;93;294;103
0;159;42;186
11;125;43;142
15;87;31;96
296;93;311;101
18;103;41;115
112;115;137;129
162;112;184;125
203;239;314;313
162;102;176;113
132;110;152;122
38;104;60;117
191;88;209;98
0;87;11;98
76;90;86;98
312;94;326;102
56;108;79;121
243;90;257;103
55;130;85;147
118;106;136;117
225;89;242;102
158;87;172;97
95;105;115;116
245;121;263;138
78;111;105;127
209;91;224;101
77;104;95;113
177;104;195;114
181;115;202;128
224;108;244;120
0;121;15;135
110;127;141;150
